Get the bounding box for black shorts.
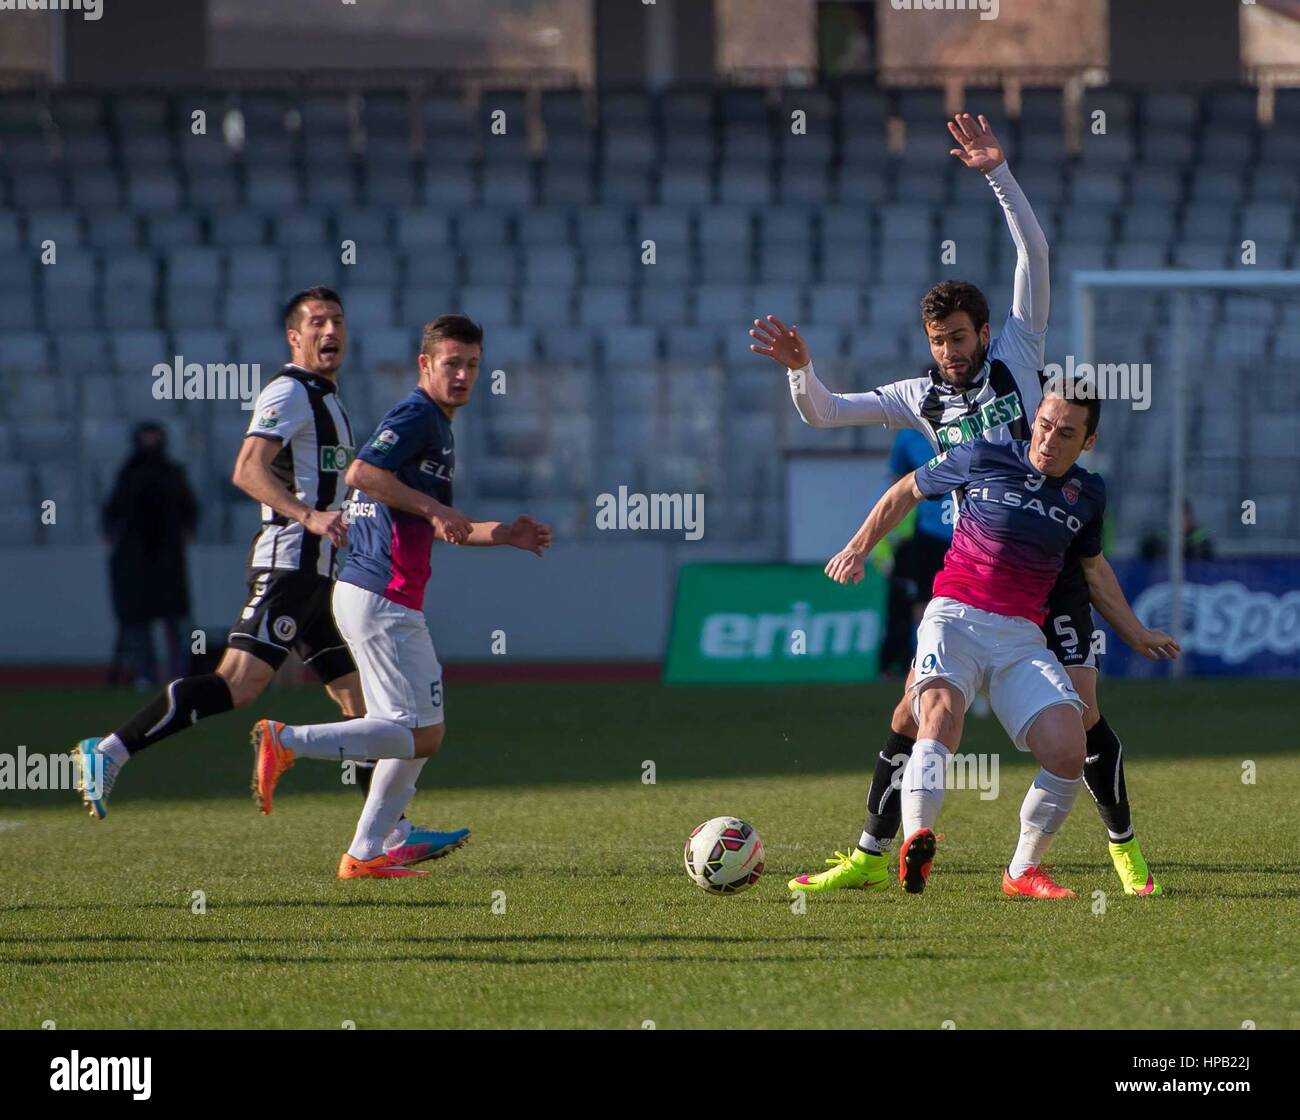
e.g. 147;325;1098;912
1041;583;1099;669
898;531;949;603
227;570;356;683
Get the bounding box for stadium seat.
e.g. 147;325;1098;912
520;285;574;326
577;287;634;327
227;248;282;290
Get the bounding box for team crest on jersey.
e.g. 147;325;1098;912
1061;478;1081;505
370;429;398;454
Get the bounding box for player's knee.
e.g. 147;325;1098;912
330;689;365;718
916;683;962;735
1031;711;1085;778
219;671;264;709
411;723;445;758
1052;743;1085;780
216;649;274;708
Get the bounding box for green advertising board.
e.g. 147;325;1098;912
664;563;887;684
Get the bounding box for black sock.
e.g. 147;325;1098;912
1082;716;1133;841
355;760;376;797
860;731;916;852
114;673;234;755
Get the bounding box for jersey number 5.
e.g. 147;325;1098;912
1053;616;1079;648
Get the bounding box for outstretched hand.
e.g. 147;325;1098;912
825;547;866;586
508;514;553;557
750;315;811;370
947;112;1005;174
1131;627;1181;661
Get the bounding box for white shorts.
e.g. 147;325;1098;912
331;581;444;728
910;596;1081;751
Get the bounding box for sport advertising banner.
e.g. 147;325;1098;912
665;563;887;683
1099;559;1300;677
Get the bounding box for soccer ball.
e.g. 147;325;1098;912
683;816;764;894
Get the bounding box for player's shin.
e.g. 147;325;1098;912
348;757;427;860
1081;717;1133;842
280;718;415;760
107;673;235;760
900;739;949;835
860;731;914;853
1008;768;1082;877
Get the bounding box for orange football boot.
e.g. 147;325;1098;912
1002;865;1076;899
337;852;430;879
250;719;295;815
898;828;937;894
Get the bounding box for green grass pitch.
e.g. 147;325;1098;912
2;679;1297;1029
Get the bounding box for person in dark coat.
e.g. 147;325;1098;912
103;422;199;686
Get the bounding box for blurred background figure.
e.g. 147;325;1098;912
1140;499;1215;563
103;423;199;688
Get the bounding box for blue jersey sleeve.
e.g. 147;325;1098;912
914;442;978;499
358;400;431;471
888;434;910;477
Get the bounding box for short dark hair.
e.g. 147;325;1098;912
420;313;484;357
920;280;989;332
1043;385;1102;438
283;286;343;329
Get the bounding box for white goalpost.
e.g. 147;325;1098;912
1071;270;1300;676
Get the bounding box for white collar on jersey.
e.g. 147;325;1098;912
284;363;337;394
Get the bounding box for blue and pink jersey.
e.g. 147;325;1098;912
914;440;1105;625
339;388;454;609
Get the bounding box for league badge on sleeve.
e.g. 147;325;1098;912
370;428;398;454
256;406;280;430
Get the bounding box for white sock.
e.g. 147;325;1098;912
858;831;892;855
384;817;414;852
901;738;950;836
1008;768;1082;878
280;718;414;761
94;734;130;767
349;757;428;860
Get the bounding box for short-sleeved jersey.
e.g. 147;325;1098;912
914;440;1105;625
243;365;354;577
338;387;454;610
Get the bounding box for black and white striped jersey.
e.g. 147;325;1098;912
861;314;1046;459
243;365;355;577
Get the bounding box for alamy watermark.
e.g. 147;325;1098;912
1043;356;1151;411
891;749;1000;800
0;0;102;19
595;486;704;541
890;0;998;20
152;357;262;411
1;747;95;794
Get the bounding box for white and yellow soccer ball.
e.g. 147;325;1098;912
683;816;764;894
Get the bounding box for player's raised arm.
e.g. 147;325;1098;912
749;314;898;429
344;458;472;544
949;112;1049;335
461;515;553;556
1079;553;1180;660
